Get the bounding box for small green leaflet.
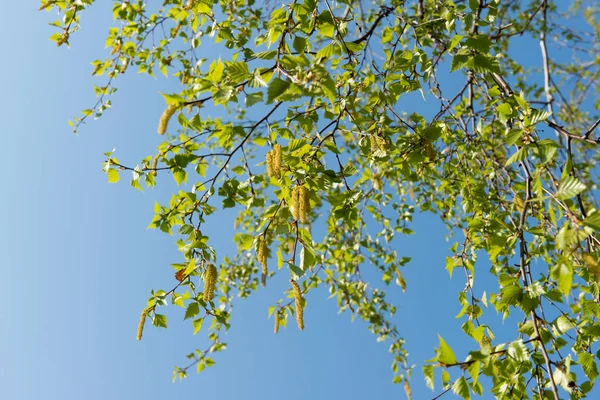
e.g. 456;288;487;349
153;314;168;328
579;352;599;382
551;261;573;295
267;78;290;103
289;262;305;280
452;376;470;399
507;339;529;362
422;365;435;390
192;318;204;335
107;168;120;183
437;335;457;365
184;302;200;320
556;175;586;200
582;210;600;230
505;147;526;166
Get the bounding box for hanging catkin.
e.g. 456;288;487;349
272;144;282;178
266;151;274;178
157;103;178;135
257;236;268;277
150;155;158;176
136;309;147;341
203;264;217;302
274;310;280;334
291;280;304;330
291;186;300;220
299;186;310;223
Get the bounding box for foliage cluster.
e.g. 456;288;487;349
41;0;600;398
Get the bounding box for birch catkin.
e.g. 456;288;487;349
203;264;217;302
136;309;147;341
274;311;280;334
299;186;310;223
291;280;304;330
272;144;282;178
157;103;178;135
257;236;267;277
150;155;158;176
266;151;274;178
291;186;300;221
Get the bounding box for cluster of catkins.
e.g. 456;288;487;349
291;185;310;223
266;144;282;179
370;134;387;153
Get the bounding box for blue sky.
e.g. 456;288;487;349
1;2;594;400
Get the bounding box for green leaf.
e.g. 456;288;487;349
300;245;316;271
505;147;526;166
107;168;120;183
536;139;559;164
437;335;457;365
501;285;523;305
234;233;255;251
173;168;187;186
450;54;469;72
507;339;529;362
267;78;290;103
528;108;552;125
552;261;573;295
557;175;586;200
582;210;600;230
448;34;463;51
192;318;204;335
289;263;305;280
579;352;599;382
225;61;249;82
184;302;200;320
153;314;168;328
452;376;471;399
469;54;500;73
555;315;574;333
423;365;435;390
467;361;480;385
504;129;522;146
293;36;306;53
245;91;263;107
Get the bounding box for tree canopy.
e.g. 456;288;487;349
41;0;600;398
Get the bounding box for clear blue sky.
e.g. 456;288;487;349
1;2;592;400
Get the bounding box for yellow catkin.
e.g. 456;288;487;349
404;380;412;400
203;264;217;302
150;155;158;176
136;309;147;341
274;311;280;334
291;280;304;330
266;151;274;178
157;103;178;135
299;186;310;223
257;236;268;276
272;144;282;178
370;135;377;153
291;186;300;220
